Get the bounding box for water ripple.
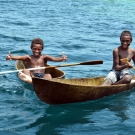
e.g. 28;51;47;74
1;0;135;134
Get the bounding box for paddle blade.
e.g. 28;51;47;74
80;60;103;65
120;58;128;63
120;58;135;70
120;58;131;65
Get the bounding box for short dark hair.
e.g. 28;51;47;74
120;30;132;41
31;38;44;48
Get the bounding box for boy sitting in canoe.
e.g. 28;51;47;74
102;30;135;86
6;38;67;83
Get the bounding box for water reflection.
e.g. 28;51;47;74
26;87;135;134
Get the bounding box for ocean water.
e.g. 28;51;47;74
0;0;135;134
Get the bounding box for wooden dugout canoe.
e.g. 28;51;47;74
15;60;65;83
32;76;135;105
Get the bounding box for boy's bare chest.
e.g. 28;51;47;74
32;58;45;63
28;58;46;67
119;49;133;60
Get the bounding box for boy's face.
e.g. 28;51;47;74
120;35;132;50
31;43;43;57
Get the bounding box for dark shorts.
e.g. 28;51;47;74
33;73;45;78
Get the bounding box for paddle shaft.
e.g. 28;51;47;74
126;61;135;70
0;60;103;74
53;60;103;67
0;67;46;74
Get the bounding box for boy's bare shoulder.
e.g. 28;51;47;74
24;54;30;57
129;47;135;56
129;47;135;51
42;54;52;59
113;47;119;52
24;55;31;58
23;55;31;60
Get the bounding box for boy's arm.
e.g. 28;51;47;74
44;53;67;62
132;50;135;65
6;52;31;61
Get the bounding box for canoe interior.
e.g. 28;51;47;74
51;76;105;86
15;60;65;78
48;75;135;86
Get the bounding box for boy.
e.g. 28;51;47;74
102;30;135;86
6;38;67;83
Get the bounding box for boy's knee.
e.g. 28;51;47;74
123;74;132;83
44;74;52;79
23;69;29;74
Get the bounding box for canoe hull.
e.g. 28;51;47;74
32;76;135;104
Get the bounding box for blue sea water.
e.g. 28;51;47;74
1;0;135;134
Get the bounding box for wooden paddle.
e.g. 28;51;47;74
0;60;103;75
120;58;135;70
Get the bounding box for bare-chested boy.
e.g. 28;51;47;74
6;38;67;83
102;30;135;86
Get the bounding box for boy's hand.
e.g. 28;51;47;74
62;52;67;61
127;61;133;68
6;52;12;61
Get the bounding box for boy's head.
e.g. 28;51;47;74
120;30;132;42
120;30;132;41
31;38;44;49
120;30;132;49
